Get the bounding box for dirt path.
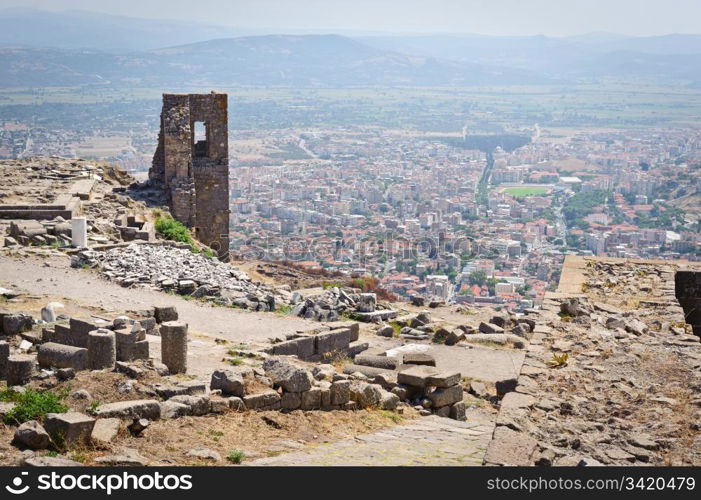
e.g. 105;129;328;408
0;253;318;344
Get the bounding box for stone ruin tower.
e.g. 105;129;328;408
149;92;230;261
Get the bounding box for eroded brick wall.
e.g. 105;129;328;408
149;92;230;261
675;270;701;336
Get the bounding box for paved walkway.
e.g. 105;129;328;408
249;415;494;466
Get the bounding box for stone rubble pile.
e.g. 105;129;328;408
0;306;188;382
483;260;701;466
290;289;397;323
264;321;368;360
72;244;291;312
374;310;532;349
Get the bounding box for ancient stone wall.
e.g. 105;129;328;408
675;270;701;336
149;92;230;260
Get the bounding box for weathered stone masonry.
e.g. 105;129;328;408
149;92;230;261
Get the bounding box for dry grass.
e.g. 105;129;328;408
91;409;405;465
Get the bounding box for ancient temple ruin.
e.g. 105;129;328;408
149;92;230;260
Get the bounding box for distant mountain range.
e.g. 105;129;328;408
0;8;700;88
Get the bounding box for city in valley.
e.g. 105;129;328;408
3;86;699;310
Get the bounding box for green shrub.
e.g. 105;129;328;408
227;356;244;366
227;449;246;464
155;217;194;245
0;388;69;424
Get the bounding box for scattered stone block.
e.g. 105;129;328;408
315;328;351;355
56;367;75;381
6;354;34;385
169;395;210;416
380;391;400;410
427;385;463;408
445;330;465;346
342;363;393;379
160;401;190;419
94;400;161;420
210;369;245;397
14;421;51;450
312;364;336;381
450;401;466;421
426;371;461;388
433;405;450;418
301;387;322;410
397;365;440;388
346;341;369;357
327;321;360;341
154;306;178;323
115;361;144;379
354;354;400;370
94;448;148;466
376;325;395;337
160;321;188;374
43;412;95;446
357;293;377;313
3;313;33;336
263;358;313;393
70;317;109;348
402;353;436;366
281;392;302;410
243;391;281;411
331;380;351;405
91;418;121;445
0;340;9;378
37;342;88;370
88;329;116;369
496;377;518;395
479;322;504;334
468;380;489;398
271;336;315;358
228;397;246;412
186;447;221;462
350;382;383;408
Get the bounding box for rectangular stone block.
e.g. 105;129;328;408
271;336;315;359
450;401;466;421
138;317;158;333
327;321;360;342
320;388;332;409
426;371;461;388
290;336;315;359
397;365;440;388
300;388;322;410
281;392;301;410
346;341;369;357
428;385;464;408
94;399;161;420
44;412;95;446
315;328;351;355
243;391;281;411
70;317;110;347
331;380;351;406
43;324;71;344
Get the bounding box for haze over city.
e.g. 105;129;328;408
3;0;701;36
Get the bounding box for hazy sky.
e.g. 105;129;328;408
3;0;701;36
